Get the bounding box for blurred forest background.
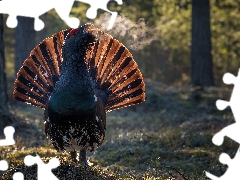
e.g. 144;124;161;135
1;0;240;179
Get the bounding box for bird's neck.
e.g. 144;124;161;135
61;54;89;76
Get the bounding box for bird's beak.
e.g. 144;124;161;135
84;24;95;32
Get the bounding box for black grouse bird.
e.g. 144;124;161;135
13;24;146;166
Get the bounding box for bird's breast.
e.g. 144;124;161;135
48;86;96;117
45;115;105;152
44;94;106;152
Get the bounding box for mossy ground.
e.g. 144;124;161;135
0;79;237;179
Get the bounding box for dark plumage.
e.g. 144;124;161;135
13;24;146;166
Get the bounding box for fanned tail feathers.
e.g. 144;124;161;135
13;25;146;111
13;29;71;108
86;29;145;111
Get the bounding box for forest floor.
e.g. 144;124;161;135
0;78;238;180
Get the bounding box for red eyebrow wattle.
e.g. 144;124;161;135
69;29;79;37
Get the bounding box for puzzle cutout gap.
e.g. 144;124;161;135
205;69;240;179
24;155;60;180
0;0;122;31
0;126;60;179
0;126;15;146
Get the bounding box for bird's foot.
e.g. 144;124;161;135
79;159;89;167
71;150;93;167
70;151;78;163
79;150;92;167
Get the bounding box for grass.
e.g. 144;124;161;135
0;78;238;179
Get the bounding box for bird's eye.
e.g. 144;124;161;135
69;29;79;37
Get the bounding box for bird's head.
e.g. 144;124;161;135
69;23;95;37
62;23;96;61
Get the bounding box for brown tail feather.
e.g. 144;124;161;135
86;27;146;112
13;29;71;108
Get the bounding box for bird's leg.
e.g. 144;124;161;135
70;150;77;163
79;149;88;166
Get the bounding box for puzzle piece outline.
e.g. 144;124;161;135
0;0;79;31
206;147;240;179
1;154;60;180
24;154;60;180
206;69;240;179
78;0;122;30
0;123;60;179
0;0;122;31
212;70;240;146
0;126;22;179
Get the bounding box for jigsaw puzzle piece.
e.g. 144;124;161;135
0;0;54;30
206;147;240;180
0;126;15;146
222;70;240;120
215;72;236;111
212;122;240;146
0;0;122;30
207;69;240;179
0;0;78;30
54;0;79;28
205;152;230;179
78;0;122;30
0;160;24;179
3;0;80;30
213;69;240;146
24;154;60;180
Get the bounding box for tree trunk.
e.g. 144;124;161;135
0;14;11;130
190;0;214;86
15;16;36;75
